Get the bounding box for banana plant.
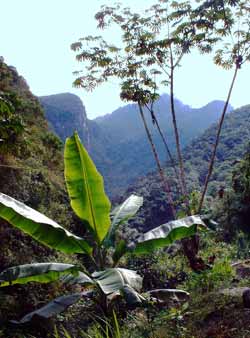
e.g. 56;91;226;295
0;132;206;323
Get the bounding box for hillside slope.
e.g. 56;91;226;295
0;60;77;269
0;60;80;323
121;105;250;232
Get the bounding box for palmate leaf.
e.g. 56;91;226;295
105;194;143;247
11;292;87;324
0;263;84;287
92;268;142;295
128;215;206;254
0;193;92;255
64;132;111;243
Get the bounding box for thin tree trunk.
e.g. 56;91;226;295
169;57;188;201
145;104;181;189
169;52;208;271
152;112;181;188
198;65;239;212
138;103;176;219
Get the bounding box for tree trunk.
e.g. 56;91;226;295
198;65;239;212
138;103;176;219
169;56;188;205
169;52;206;271
150;109;181;191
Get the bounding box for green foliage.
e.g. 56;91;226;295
183;260;235;293
42;132;63;152
212;150;250;238
0;131;203;329
0;92;24;153
57;311;121;338
127;105;250;233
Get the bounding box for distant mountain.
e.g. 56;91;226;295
121;104;250;232
40;93;233;196
94;95;229;145
39;93;90;146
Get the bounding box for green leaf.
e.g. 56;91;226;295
129;215;206;254
0;193;92;255
92;268;142;295
146;289;189;304
105;194;143;247
60;271;93;285
0;263;80;287
11;292;86;324
64;132;111;243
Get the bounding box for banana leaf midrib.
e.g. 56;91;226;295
75;133;99;243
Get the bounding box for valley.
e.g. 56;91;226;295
40;92;233;197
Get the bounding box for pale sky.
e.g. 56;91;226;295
1;0;250;119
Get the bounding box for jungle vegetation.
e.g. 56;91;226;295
1;0;250;337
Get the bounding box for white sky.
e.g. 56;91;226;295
1;0;250;118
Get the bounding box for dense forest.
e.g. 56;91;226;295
1;0;250;338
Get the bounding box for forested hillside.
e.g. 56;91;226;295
40;92;232;196
123;105;250;232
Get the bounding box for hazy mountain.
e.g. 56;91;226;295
40;93;233;196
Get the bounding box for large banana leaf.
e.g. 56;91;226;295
92;268;142;295
0;263;83;287
0;193;92;255
105;194;143;247
11;292;86;324
64;132;111;243
128;215;206;254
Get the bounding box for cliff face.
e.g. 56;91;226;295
39;93;90;146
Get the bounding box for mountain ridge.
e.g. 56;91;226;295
39;92;233;196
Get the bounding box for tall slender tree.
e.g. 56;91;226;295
197;0;250;211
